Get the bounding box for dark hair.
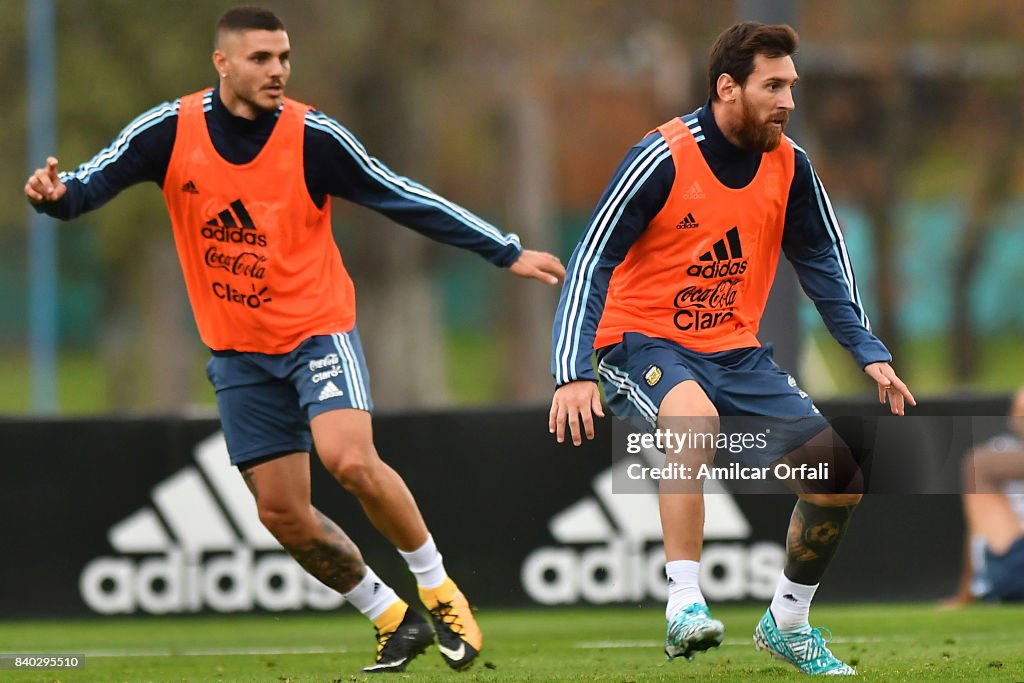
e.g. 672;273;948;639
215;6;285;46
708;21;798;100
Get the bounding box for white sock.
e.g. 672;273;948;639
342;566;401;621
398;534;447;589
769;571;818;630
665;560;705;618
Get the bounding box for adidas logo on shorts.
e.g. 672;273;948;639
317;380;345;401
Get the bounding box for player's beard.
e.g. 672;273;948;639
735;95;788;152
225;78;285;117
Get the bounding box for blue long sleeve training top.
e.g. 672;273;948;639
34;87;522;268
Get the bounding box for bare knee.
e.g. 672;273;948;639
257;500;316;547
322;444;384;495
659;380;716;413
658;381;720;436
799;492;863;507
657;393;719;471
785;430;863;497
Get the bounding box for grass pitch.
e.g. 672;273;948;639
1;603;1022;681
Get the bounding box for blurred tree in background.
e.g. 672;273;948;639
4;0;1023;413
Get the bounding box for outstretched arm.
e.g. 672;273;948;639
783;144;915;413
24;99;178;220
782;147;891;367
304;111;525;267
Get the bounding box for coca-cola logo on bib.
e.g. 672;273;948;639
673;279;740;332
204;247;267;279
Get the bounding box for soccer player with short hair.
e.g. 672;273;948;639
549;21;914;676
26;5;564;674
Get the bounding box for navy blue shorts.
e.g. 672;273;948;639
205;329;372;467
983;536;1024;602
596;332;828;465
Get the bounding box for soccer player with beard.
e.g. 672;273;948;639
550;22;914;676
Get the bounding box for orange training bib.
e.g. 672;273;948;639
162;90;355;353
594;116;795;352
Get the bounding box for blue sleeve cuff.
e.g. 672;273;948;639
853;339;893;369
494;239;523;268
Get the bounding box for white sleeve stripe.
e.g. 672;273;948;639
307;112;514;245
818;179;870;329
554;139;671;382
64;101;179;184
333;332;370;410
556;142;670;382
305;112;518;248
331;334;360;407
807;165;871;330
564;149;672;380
555;140;666;381
597;362;658;426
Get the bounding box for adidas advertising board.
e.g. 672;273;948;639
0;405;996;617
520;457;784;605
79;434;343;614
